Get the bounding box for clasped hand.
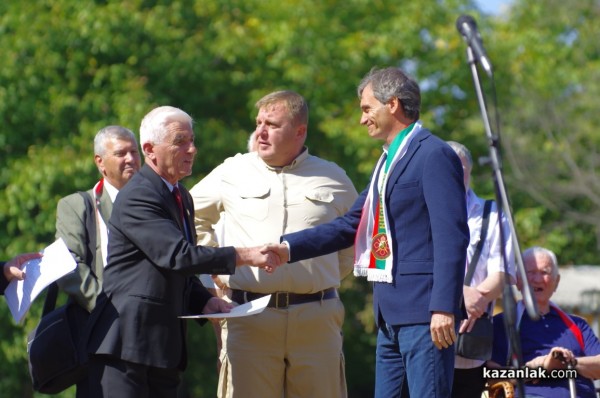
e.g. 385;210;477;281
204;243;290;315
459;285;490;333
243;243;290;274
527;347;577;369
259;243;290;273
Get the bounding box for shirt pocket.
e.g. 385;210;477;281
231;181;270;221
300;188;336;225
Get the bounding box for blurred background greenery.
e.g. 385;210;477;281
1;0;598;396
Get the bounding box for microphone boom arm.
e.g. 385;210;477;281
462;35;539;398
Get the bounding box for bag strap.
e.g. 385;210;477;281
41;283;59;316
464;200;493;285
460;200;493;319
42;191;97;317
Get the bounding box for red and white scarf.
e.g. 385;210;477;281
353;122;422;282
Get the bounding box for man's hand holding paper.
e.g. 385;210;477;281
4;238;76;323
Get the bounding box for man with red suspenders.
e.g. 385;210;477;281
489;247;600;398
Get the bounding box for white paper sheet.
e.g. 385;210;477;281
179;294;271;319
4;238;77;323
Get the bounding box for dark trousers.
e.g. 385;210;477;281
452;365;487;398
88;354;181;398
75;376;90;398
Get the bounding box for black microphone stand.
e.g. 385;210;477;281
463;44;539;398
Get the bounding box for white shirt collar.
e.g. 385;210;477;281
103;179;120;203
160;178;180;193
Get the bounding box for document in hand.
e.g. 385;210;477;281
4;238;76;323
179;294;272;319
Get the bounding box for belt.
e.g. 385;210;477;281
230;287;338;309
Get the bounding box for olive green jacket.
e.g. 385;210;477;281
55;187;112;312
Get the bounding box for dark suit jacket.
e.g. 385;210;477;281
87;164;237;370
284;129;469;326
0;262;7;295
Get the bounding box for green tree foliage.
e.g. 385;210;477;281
0;0;597;397
485;0;600;264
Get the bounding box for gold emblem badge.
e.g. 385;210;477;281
371;233;391;259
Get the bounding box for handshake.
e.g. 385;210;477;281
234;243;290;273
203;243;293;315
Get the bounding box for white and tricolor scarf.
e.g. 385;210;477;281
354;121;423;282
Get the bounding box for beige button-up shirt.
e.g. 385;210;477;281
190;149;358;293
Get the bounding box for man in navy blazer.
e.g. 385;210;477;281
86;106;279;398
270;67;469;397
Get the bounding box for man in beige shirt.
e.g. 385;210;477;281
191;90;358;398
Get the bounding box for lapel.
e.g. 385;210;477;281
141;164;183;230
384;129;430;199
178;185;197;243
98;187;113;223
139;165;196;243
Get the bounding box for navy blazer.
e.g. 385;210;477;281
87;164;237;370
284;129;469;326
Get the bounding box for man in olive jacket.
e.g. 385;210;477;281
56;125;140;313
55;125;141;397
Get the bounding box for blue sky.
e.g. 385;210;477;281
474;0;514;15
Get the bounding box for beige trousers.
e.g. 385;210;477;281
217;298;347;398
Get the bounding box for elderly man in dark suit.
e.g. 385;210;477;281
87;106;279;398
269;67;469;397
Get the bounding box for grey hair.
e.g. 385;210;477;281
522;246;560;277
255;90;309;126
446;141;473;169
139;106;193;148
357;67;421;120
94;126;137;157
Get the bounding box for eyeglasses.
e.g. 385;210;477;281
526;269;554;278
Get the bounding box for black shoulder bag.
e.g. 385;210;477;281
456;199;494;361
27;191;96;393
